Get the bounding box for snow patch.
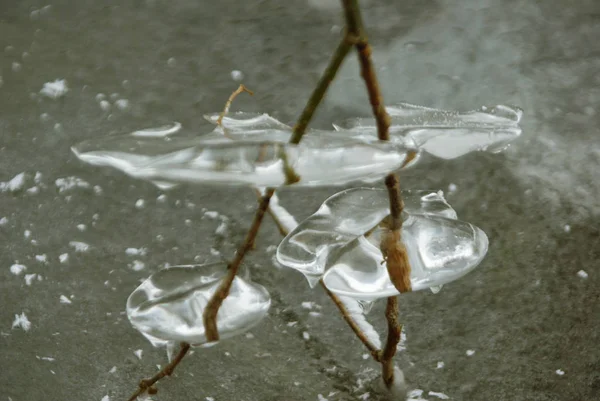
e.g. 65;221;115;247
12;312;31;331
40;79;68;99
10;263;26;275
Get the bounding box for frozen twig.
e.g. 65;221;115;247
216;84;254;127
341;0;409;390
127;342;190;401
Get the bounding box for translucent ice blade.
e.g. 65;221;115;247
72;128;408;188
126;263;271;347
322;215;488;300
334;103;523;159
204;112;292;131
276;187;457;283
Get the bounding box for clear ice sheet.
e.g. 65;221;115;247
333;103;523;159
126;262;271;348
71;122;409;188
276;187;488;299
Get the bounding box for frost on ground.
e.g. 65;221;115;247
60;295;72;304
10;263;26;275
69;241;90;252
40;79;68;99
1;172;26;193
12;312;31;331
125;247;148;256
577;270;588;279
55;177;90;192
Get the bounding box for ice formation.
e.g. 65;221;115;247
126;262;271;355
276;188;488;299
40;79;69;99
334;103;523;159
71;121;408;189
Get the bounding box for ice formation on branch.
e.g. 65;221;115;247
333;103;523;159
71;122;409;189
276;188;488;299
126;263;270;356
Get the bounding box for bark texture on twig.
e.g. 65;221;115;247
127;342;191;401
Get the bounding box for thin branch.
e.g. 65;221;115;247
320;280;382;361
203;188;275;341
381;297;402;387
217;84;254;126
127;342;191;401
290;36;353;144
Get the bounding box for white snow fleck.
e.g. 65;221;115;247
109;366;117;374
205;397;215;401
99;100;111;111
317;395;328;401
301;301;316;310
210;248;220;256
101;396;110;401
125;247;147;256
55;177;90;192
309;311;321;317
436;361;445;369
231;70;244;81
40;113;51;122
167;57;177;67
156;194;167;203
95;93;106;102
0;217;8;225
215;221;227;236
60;295;72;304
69;241;90;252
93;185;103;195
115;99;129;110
466;349;476;356
24;274;37;286
10;263;26;275
130;260;145;271
407;389;426;400
362;353;369;360
12;62;22;72
35;254;48;263
77;224;87;231
429;391;450;399
357;393;370;400
110;93;119;101
12;312;31;331
40;79;69;99
245;333;254;339
555;369;565;376
135;199;145;209
1;172;26;192
448;183;458;193
203;211;219;219
37;356;55;362
24;230;31;238
577;270;588;279
34;172;43;184
133;349;143;359
59;253;69;263
564;224;571;233
302;331;310;340
268;191;299;232
26;186;40;195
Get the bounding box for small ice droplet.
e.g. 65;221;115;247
563;224;571;233
77;224;86;231
109;366;117;374
157;194;167;202
133;349;143;359
577;270;588;279
101;395;110;401
167;57;177;67
555;369;565;376
69;241;90;252
129;260;145;271
302;331;310;340
99;100;111;111
40;79;68;99
448;183;457;193
10;263;26;275
231;70;244;81
12;62;22;72
59;253;69;263
437;361;445;369
0;217;8;225
60;295;72;304
135;199;145;209
95;93;106;102
12;312;31;331
466;349;475;356
115;99;129;110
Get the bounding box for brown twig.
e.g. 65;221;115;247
290;36;353;144
341;0;409;390
203;188;275;341
127;342;191;401
217;84;254;127
320;280;382;360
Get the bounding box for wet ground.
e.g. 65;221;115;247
1;1;599;400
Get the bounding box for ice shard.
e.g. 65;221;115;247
334;103;523;159
126;262;271;349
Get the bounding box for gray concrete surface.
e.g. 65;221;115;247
1;1;599;400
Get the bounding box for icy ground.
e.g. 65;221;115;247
1;0;598;400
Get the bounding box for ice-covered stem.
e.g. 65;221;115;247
217;84;253;127
320;280;382;360
203;188;275;341
127;342;191;401
290;36;353;144
341;0;408;390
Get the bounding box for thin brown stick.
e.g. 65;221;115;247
341;0;409;391
127;342;191;401
203;188;275;341
290;36;353;144
320;280;382;360
217;84;254;126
